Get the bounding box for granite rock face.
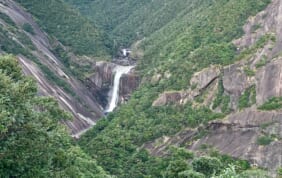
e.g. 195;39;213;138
191;109;282;172
152;66;220;107
147;0;282;173
119;71;140;102
152;91;187;106
144;108;282;172
86;62;116;107
190;65;220;91
256;59;282;105
0;0;105;137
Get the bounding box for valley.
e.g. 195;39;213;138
0;0;282;177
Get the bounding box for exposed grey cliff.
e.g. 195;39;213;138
147;0;282;174
0;0;104;136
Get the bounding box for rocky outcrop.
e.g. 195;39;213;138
86;62;139;107
86;61;116;107
152;91;188;106
256;59;282;105
190;65;220;91
223;64;249;95
144;108;282;172
191;109;282;172
0;0;106;137
152;66;220;107
119;71;140;102
233;0;282;58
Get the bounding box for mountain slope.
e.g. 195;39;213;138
16;0;112;56
1;0;282;177
0;0;106;136
0;55;110;178
75;0;282;177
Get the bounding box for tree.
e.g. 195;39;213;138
192;156;223;177
0;55;109;177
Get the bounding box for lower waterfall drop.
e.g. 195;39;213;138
105;65;134;113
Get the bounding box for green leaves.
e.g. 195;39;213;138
0;55;109;178
16;0;112;56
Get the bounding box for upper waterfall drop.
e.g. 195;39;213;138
105;65;134;112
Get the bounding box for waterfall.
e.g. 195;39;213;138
105;65;134;112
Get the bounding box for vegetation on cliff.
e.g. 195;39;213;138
0;55;110;177
0;0;278;177
16;0;112;56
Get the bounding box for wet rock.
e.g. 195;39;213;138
86;61;116;107
119;70;140;102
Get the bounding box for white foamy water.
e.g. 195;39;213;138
105;65;134;112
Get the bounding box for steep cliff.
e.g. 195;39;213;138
146;0;282;174
0;0;105;136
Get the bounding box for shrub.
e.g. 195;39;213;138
192;156;223;176
256;135;273;145
258;97;282;110
178;170;205;178
22;23;35;34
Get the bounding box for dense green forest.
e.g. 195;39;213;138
1;0;279;177
16;0;112;56
0;55;110;177
71;0;272;177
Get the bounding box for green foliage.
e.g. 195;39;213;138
16;0;112;56
212;165;241;178
235;34;275;61
163;160;190;178
22;23;35;34
0;26;30;55
251;24;261;33
256;135;273;145
221;95;231;113
0;12;16;26
210;151;250;171
212;78;225;109
258;97;282;110
192;156;223;177
178;170;205;178
238;85;256;109
277;167;282;176
0;55;109;178
17;32;36;50
244;67;255;76
255;55;268;68
76;1;271;177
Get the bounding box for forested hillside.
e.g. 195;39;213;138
71;0;279;177
65;0;206;46
0;55;110;177
16;0;112;56
1;0;282;177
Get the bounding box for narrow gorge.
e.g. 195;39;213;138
1;0;282;177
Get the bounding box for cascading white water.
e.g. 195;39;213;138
105;65;134;112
